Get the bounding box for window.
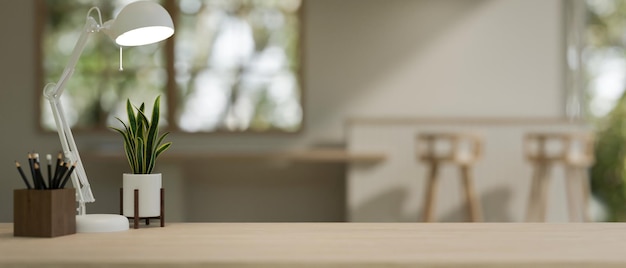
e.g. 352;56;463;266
38;0;303;133
582;0;626;120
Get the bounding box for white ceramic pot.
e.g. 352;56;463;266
123;173;162;217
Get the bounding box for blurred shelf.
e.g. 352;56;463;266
84;148;386;164
347;117;589;126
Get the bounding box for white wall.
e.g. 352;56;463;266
314;0;569;222
306;0;564;141
0;0;565;222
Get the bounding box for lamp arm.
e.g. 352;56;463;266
46;17;100;98
45;94;94;215
43;16;102;216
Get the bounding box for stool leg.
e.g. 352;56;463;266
536;164;551;222
566;166;591;222
526;163;550;222
580;168;591;222
422;161;439;222
565;166;582;222
460;165;482;222
525;164;541;222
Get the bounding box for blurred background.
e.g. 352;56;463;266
2;0;626;223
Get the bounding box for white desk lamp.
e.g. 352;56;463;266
42;1;174;233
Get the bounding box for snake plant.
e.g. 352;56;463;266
110;96;172;174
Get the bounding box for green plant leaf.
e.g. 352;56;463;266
156;142;172;159
109;96;172;174
145;96;161;173
148;131;170;173
110;118;139;172
126;99;137;137
136;108;149;139
137;137;144;174
156;132;170;150
109;126;135;172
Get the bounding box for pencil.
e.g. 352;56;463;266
52;161;65;189
57;152;63;169
27;153;38;189
59;162;76;189
56;152;62;169
33;153;41;187
34;153;44;189
34;163;46;189
14;161;32;189
46;154;52;189
53;153;63;189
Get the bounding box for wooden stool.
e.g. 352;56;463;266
417;133;483;222
524;132;594;222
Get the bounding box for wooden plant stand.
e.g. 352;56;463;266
120;188;165;229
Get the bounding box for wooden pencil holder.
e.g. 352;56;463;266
13;188;76;237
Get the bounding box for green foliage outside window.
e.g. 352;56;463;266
586;0;626;221
39;0;303;133
40;0;168;131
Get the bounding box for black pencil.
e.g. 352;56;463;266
27;153;38;189
34;163;46;189
33;153;47;189
52;161;65;189
57;162;69;189
59;162;76;189
55;152;62;170
34;153;43;189
53;153;63;188
14;161;32;189
46;154;52;190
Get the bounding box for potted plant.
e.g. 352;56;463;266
110;95;171;218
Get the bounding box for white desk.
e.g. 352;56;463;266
0;223;624;267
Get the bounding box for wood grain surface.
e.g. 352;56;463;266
0;223;625;267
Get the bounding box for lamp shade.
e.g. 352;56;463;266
109;1;174;46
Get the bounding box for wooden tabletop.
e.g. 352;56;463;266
0;223;625;267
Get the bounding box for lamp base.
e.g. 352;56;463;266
76;214;129;233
